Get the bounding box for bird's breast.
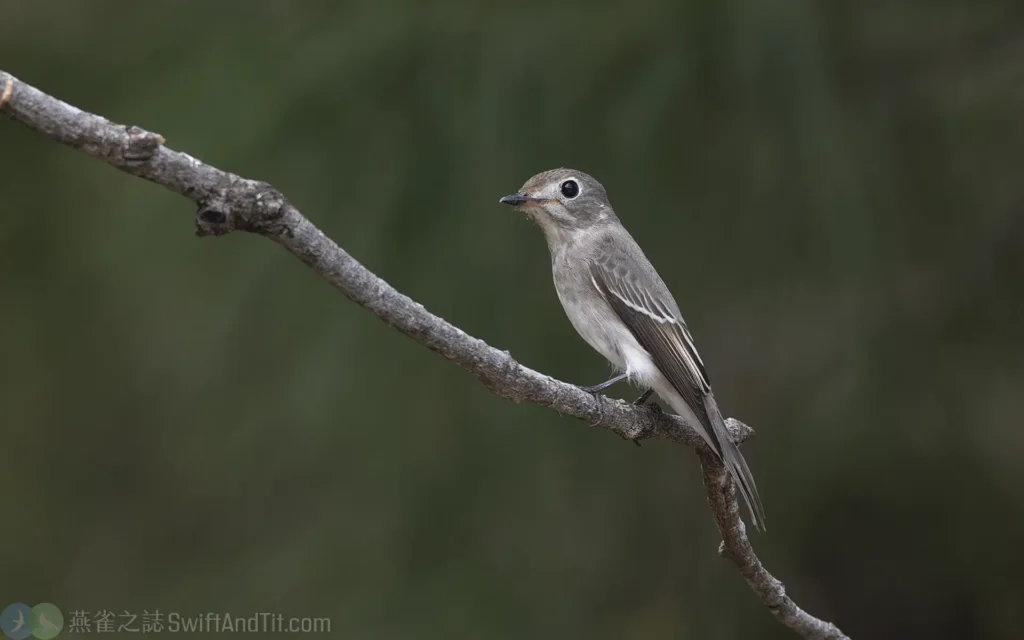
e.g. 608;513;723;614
551;257;656;387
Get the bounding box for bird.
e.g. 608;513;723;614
38;612;60;631
499;168;765;530
11;609;25;632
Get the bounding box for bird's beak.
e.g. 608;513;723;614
499;194;548;207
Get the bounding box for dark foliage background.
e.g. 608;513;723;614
2;2;1023;638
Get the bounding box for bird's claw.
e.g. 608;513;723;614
627;389;659;446
584;388;606;426
578;382;648;444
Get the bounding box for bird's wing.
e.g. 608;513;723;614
588;241;766;529
588;253;713;429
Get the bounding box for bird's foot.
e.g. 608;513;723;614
586;390;606;427
624;389;660;446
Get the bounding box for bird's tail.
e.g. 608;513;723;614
704;393;766;531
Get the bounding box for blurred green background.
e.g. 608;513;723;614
2;1;1023;638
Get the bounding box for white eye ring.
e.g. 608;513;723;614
560;178;581;199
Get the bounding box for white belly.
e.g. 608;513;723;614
556;284;660;388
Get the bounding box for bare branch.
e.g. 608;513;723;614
0;70;849;640
699;451;848;639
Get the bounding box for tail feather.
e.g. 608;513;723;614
657;383;766;530
704;394;766;531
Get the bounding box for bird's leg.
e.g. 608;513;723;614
578;374;628;427
632;388;654;406
577;375;646;445
621;388;658;446
588;394;605;427
578;372;629;395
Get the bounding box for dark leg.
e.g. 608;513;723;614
578;374;645;444
579;374;628;427
588;394;605;427
625;388;657;447
578;372;629;395
632;388;655;406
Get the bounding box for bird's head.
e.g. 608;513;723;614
499;168;616;242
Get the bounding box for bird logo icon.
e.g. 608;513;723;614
9;611;25;634
0;603;32;640
1;603;63;640
29;604;63;640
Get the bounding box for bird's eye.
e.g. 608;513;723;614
560;179;580;199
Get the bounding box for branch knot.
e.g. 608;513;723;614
121;125;164;164
195;181;291;237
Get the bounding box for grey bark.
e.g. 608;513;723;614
0;70;849;640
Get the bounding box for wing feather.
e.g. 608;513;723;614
589;259;710;396
588;252;766;529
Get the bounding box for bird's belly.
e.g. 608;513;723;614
555;282;660;388
559;295;623;364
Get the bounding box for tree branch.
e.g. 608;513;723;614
0;70;849;640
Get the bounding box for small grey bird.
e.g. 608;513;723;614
500;168;765;530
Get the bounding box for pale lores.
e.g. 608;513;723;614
500;168;766;530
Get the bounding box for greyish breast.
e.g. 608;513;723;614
551;259;627;369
